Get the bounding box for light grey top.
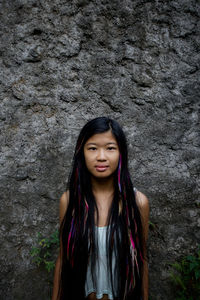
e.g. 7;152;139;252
85;187;137;299
85;225;117;299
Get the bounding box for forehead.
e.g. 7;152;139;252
85;130;118;145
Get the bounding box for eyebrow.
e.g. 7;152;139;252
86;142;118;146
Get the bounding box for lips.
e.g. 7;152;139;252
95;165;109;172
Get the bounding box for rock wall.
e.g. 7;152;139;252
0;0;199;299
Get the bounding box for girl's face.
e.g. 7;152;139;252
83;130;120;179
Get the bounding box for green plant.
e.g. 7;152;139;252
149;220;164;240
170;245;200;300
30;229;59;272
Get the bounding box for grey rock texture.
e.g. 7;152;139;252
0;0;199;299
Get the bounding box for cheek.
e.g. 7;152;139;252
84;154;94;168
112;154;120;169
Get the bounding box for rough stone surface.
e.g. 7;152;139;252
0;0;199;299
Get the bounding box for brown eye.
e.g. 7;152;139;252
88;147;97;151
107;147;116;150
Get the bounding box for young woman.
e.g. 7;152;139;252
52;117;149;300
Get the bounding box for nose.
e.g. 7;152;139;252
97;149;106;161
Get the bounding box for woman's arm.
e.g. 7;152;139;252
51;254;61;300
135;190;150;300
51;191;69;300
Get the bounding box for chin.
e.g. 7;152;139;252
94;172;113;178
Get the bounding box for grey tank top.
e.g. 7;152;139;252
85;225;117;299
85;187;137;299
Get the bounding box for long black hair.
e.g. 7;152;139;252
58;117;144;300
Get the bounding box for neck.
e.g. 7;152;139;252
91;176;115;226
91;176;115;195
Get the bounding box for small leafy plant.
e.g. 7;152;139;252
170;245;200;300
30;230;59;272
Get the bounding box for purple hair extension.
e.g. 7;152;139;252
118;154;122;193
67;217;75;260
83;198;89;233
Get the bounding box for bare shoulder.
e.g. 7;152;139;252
135;190;149;242
135;190;149;217
59;190;69;224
